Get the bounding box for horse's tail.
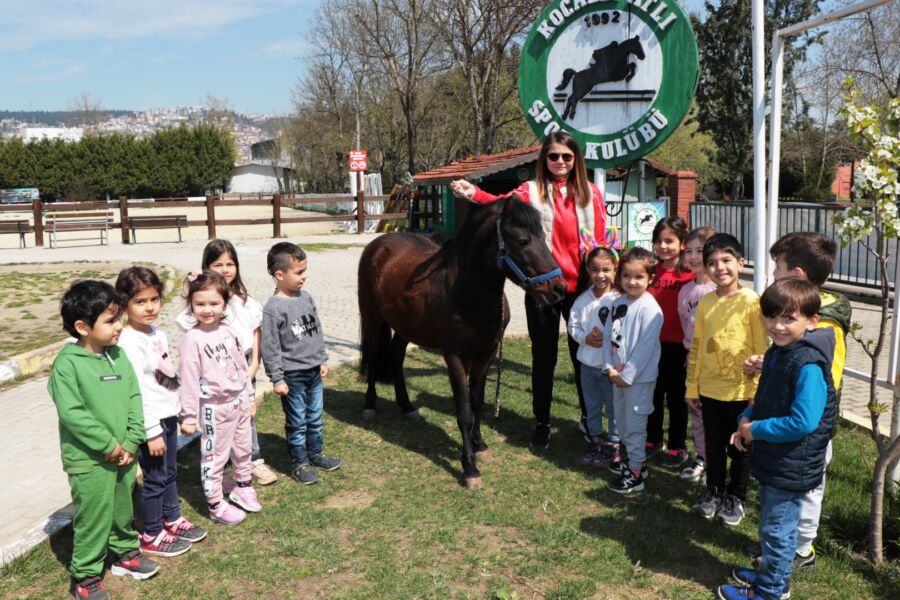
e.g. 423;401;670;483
358;260;394;385
555;69;576;91
359;320;394;385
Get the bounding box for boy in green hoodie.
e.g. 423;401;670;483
49;281;159;600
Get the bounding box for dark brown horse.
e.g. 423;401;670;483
357;196;565;488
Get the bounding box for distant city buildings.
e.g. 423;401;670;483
0;106;274;161
17;127;84;143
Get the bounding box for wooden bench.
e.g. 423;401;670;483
0;219;34;248
127;215;188;243
45;211;113;248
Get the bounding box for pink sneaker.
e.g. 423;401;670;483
209;502;246;525
229;486;262;513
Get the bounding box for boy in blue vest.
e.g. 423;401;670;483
717;277;835;600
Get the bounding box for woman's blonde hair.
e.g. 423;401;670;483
535;131;592;209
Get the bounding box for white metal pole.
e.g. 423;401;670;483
752;0;767;294
766;35;786;286
889;250;900;385
888;250;900;486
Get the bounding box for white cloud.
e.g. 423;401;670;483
14;63;87;85
261;39;311;58
0;0;308;51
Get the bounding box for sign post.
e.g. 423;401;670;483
349;150;368;233
518;1;699;169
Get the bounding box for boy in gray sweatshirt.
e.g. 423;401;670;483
261;242;341;485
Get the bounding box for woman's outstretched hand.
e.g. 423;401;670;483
449;179;475;200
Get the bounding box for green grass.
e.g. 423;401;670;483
0;263;177;358
296;242;368;252
2;337;898;599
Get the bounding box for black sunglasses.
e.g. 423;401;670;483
547;152;574;162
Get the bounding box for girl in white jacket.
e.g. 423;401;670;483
568;246;619;468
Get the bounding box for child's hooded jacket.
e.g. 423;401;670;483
48;343;145;474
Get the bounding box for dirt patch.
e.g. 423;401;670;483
460;524;528;554
290;570;366;598
0;261;173;358
322;489;376;510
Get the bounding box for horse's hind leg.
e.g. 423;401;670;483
389;334;418;417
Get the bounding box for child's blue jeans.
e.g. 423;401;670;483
757;483;805;599
281;367;324;466
581;364;618;441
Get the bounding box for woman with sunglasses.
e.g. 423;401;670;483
450;131;608;450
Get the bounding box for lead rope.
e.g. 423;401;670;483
493;299;506;417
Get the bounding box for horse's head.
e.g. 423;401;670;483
493;196;566;305
628;35;645;60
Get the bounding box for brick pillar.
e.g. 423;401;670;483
667;170;697;226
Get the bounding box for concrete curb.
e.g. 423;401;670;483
0;340;68;384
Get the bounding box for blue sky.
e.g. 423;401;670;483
0;0;318;115
0;0;712;115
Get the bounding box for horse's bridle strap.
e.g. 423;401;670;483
495;213;562;289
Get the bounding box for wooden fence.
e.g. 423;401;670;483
0;191;414;247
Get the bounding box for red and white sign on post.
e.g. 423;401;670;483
349;150;367;172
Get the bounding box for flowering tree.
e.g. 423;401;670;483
833;81;900;565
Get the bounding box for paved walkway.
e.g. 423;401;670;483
0;233;893;564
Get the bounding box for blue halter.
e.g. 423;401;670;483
494;214;563;289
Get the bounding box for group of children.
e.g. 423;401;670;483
49;240;338;600
49;217;850;600
568;217;850;600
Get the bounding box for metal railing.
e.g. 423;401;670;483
689;201;897;291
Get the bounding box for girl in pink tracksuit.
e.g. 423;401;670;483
178;270;262;525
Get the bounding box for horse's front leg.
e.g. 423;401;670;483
625;62;636;82
468;357;493;459
445;354;480;488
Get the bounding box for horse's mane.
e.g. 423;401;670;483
438;195;542;259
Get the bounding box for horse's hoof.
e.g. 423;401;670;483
475;448;493;462
362;409;376;421
401;409;423;421
464;476;483;491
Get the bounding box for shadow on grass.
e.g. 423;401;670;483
580;472;754;592
323;387;470;484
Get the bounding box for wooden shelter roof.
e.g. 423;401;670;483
412;147;675;186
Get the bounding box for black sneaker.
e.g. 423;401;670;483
109;550;159;580
645;440;666;458
309;453;342;471
139;530;192;557
748;544;816;571
661;449;690;469
291;462;321;485
608;467;645;494
792;547;817;571
530;423;550;450
718;494;746;526
693;490;723;519
72;576;108;600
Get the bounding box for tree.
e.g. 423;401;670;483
780;1;899;202
434;0;543;154
649;106;724;195
341;0;449;174
693;0;821;199
66;92;106;133
833;84;900;565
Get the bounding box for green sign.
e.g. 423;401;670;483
519;0;699;168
